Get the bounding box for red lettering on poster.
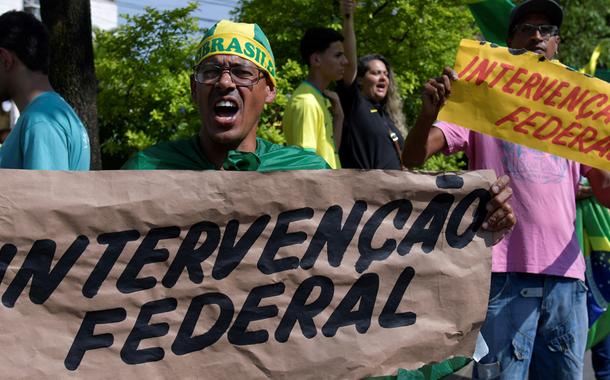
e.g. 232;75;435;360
551;122;583;146
495;107;530;127
516;73;543;99
514;111;546;134
533;116;563;141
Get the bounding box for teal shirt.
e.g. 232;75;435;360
0;92;90;170
122;136;330;171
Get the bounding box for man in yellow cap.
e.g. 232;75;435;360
122;20;328;171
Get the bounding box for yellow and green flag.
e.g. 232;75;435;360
578;195;610;348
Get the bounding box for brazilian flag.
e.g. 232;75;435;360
578;195;610;348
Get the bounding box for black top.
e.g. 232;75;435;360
337;81;405;170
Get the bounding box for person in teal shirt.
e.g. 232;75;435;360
0;11;90;171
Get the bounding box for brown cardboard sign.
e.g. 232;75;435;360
0;169;494;379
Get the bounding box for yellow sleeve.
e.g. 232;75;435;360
283;94;321;151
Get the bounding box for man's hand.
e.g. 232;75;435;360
576;184;593;200
341;0;355;19
402;68;455;168
482;175;516;245
421;66;458;121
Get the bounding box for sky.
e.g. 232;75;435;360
117;0;239;28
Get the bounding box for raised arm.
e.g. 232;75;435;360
402;67;457;168
586;168;610;208
341;0;357;86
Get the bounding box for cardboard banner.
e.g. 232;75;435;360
439;39;610;171
0;169;495;379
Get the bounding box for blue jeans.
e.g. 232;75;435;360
473;273;588;380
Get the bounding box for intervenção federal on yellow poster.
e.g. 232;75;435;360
440;39;610;171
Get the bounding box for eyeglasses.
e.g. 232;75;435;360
193;63;264;87
513;24;559;38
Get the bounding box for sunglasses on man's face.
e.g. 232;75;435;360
513;23;559;38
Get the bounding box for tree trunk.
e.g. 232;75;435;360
40;0;101;170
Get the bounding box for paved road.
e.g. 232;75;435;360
585;349;595;380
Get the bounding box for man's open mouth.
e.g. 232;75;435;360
214;99;239;118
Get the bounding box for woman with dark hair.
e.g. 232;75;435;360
338;50;407;169
338;53;406;169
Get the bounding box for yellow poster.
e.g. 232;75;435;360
439;39;610;171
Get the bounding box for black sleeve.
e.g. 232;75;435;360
336;80;359;117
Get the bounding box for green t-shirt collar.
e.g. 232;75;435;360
195;136;262;171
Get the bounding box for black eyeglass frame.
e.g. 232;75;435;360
512;23;560;38
193;63;266;87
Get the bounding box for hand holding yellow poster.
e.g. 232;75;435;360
439;39;610;171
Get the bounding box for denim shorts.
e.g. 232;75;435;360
473;272;588;380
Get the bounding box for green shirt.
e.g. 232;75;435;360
122;136;329;171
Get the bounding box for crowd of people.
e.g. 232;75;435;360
0;0;609;378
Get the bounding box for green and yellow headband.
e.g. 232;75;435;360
195;20;277;87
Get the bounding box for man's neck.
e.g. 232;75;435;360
306;72;331;92
198;131;257;169
13;72;53;112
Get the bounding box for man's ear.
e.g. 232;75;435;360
265;82;277;103
310;52;321;67
0;48;15;71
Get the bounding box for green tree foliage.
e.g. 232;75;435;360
95;4;202;168
94;2;477;170
236;0;477;125
420;152;467;171
557;0;610;70
94;1;608;171
236;0;610;172
235;0;477;170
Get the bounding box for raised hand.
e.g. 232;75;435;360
421;66;458;120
